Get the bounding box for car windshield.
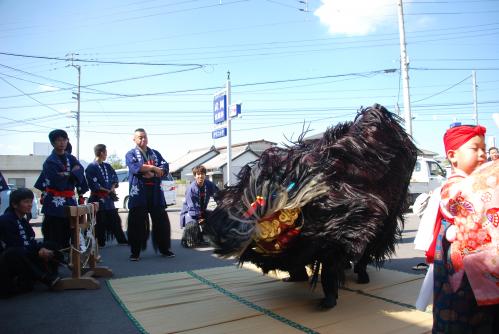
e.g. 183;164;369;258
116;171;128;182
161;173;174;181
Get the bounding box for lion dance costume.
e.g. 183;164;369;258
204;104;418;308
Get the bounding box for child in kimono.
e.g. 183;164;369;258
40;129;88;249
427;124;498;333
85;144;127;247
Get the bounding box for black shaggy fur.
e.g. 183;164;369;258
203;104;418;309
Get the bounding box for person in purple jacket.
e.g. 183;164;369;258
85;144;127;247
125;128;174;261
180;165;219;248
0;189;61;297
40;129;88;249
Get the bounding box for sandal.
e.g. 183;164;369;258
412;262;429;271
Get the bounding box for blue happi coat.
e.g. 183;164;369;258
40;151;88;217
0;207;40;255
125;146;169;209
85;161;118;211
0;171;8;192
180;180;219;228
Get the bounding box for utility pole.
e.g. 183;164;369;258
299;0;308;12
67;53;81;159
472;70;478;125
226;71;232;186
397;0;412;136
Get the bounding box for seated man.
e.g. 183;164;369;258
0;188;61;297
180;165;219;248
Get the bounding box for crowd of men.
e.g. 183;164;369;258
0;127;183;296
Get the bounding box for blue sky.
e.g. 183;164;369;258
1;0;498;164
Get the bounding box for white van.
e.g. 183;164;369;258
408;158;447;204
114;169;176;209
0;184;39;219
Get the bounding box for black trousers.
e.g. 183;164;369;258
0;245;58;297
95;209;128;247
127;187;171;257
42;215;71;250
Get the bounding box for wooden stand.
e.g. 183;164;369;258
57;203;113;290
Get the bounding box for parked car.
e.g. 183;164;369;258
0;184;39;219
114;169;176;209
408;157;447;204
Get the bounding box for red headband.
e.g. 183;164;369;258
443;125;486;154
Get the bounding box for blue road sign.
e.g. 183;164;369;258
212;127;227;139
213;91;227;124
229;103;241;118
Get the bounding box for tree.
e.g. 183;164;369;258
108;153;125;170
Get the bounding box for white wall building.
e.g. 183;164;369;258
0;155;46;190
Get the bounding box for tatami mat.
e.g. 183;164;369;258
107;265;432;334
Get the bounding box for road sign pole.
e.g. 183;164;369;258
226;71;232;186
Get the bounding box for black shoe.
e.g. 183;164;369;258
129;255;140;261
161;250;175;258
41;274;61;288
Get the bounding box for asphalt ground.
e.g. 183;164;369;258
0;203;427;334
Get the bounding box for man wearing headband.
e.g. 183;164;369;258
40;129;88;249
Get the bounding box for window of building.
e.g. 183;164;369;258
8;178;26;189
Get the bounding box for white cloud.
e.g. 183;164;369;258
39;84;59;92
314;0;400;36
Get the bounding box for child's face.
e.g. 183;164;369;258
13;198;33;216
194;172;206;186
448;135;486;175
53;137;68;152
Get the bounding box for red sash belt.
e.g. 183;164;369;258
46;188;75;198
144;182;155;186
92;190;109;198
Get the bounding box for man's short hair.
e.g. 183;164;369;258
48;129;68;145
9;188;34;208
134;128;146;133
192;165;207;175
94;144;107;157
488;146;498;153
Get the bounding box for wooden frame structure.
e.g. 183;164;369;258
57;203;113;290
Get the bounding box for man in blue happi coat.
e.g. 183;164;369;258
34;142;73;206
40;129;88;249
180;165;219;248
85;144;127;247
125;128;174;261
0;189;62;297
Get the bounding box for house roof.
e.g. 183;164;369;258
169;146;217;172
214;139;276;150
170;139;275;172
203;145;256;170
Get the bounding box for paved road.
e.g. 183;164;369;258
31;203;427;274
1;204;427;334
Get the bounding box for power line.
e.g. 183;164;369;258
412;75;472;103
0;75;67;115
0;52;205;67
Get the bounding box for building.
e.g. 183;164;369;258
203;145;259;189
0;155;46;190
170;140;276;188
169;146;219;181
